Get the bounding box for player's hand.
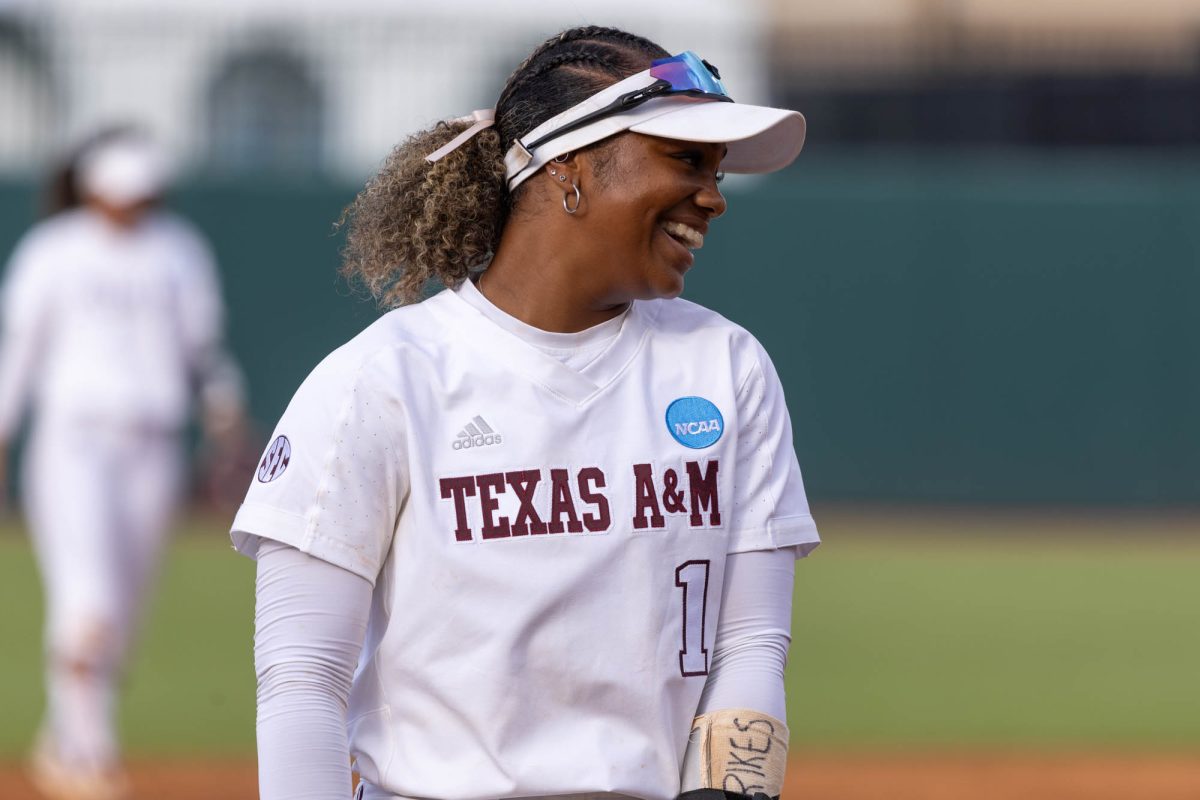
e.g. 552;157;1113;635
195;413;263;515
203;404;248;452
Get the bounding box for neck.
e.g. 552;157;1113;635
88;203;146;231
480;217;628;333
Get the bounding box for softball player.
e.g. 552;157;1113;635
0;130;244;800
232;26;817;800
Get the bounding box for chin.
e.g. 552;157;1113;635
663;277;686;298
648;270;687;300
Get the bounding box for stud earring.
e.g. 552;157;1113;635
558;175;567;182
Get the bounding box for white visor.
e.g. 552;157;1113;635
504;68;806;191
78;137;169;206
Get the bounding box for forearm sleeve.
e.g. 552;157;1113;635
680;547;796;794
254;539;372;800
697;547;795;720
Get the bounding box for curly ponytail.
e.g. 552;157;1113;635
338;26;668;307
338;119;506;308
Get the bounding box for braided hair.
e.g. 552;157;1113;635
338;26;669;308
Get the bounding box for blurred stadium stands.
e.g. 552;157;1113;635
6;1;1200;179
770;0;1200;147
0;0;766;180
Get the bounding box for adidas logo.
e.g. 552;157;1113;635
452;415;503;450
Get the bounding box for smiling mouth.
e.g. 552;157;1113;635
661;220;705;251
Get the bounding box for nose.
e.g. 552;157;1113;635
696;176;727;220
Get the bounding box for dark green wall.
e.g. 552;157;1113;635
2;151;1197;506
695;153;1199;506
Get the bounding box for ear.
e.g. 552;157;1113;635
544;152;581;186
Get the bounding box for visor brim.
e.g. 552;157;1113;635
628;101;806;174
79;140;169;206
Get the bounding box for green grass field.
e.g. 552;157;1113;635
1;510;1197;758
791;511;1200;749
0;517;257;756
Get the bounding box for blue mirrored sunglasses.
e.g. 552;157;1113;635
522;51;733;152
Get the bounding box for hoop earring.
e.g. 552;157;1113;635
553;153;570;163
563;181;581;215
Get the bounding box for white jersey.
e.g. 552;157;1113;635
0;208;239;438
231;281;819;800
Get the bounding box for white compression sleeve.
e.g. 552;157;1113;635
254;539;372;800
680;547;796;793
698;547;796;720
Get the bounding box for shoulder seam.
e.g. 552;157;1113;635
735;346;763;399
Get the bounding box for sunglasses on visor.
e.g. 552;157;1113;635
522;51;734;152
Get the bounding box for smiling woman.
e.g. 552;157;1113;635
231;24;815;800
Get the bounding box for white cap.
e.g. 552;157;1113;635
77;136;170;206
504;68;806;191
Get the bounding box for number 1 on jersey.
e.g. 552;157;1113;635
675;560;711;677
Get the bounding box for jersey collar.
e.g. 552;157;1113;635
428;286;657;407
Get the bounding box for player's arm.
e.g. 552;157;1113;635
0;233;54;508
234;345;407;798
0;231;56;447
677;547;795;800
254;539;371;800
173;222;246;441
677;338;820;799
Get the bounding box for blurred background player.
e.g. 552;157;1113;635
0;127;245;800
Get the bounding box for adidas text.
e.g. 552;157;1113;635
453;416;502;450
453;432;503;450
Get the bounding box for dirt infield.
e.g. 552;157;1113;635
789;754;1200;799
2;754;1200;799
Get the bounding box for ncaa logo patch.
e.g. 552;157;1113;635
257;435;291;483
665;396;724;449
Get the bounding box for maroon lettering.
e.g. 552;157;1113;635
577;467;611;532
438;476;477;542
686;460;721;526
632;463;666;529
505;469;547;536
547;468;584;534
661;468;687;513
475;473;511;540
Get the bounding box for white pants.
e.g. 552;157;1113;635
24;417;182;762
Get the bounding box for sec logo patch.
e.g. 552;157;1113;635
665;396;724;449
257;435;291;483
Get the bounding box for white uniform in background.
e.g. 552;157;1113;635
232;278;819;800
0;202;243;775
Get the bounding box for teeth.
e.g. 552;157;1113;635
662;221;704;250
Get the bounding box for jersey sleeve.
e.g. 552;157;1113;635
230;348;408;585
0;228;55;440
726;341;820;557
